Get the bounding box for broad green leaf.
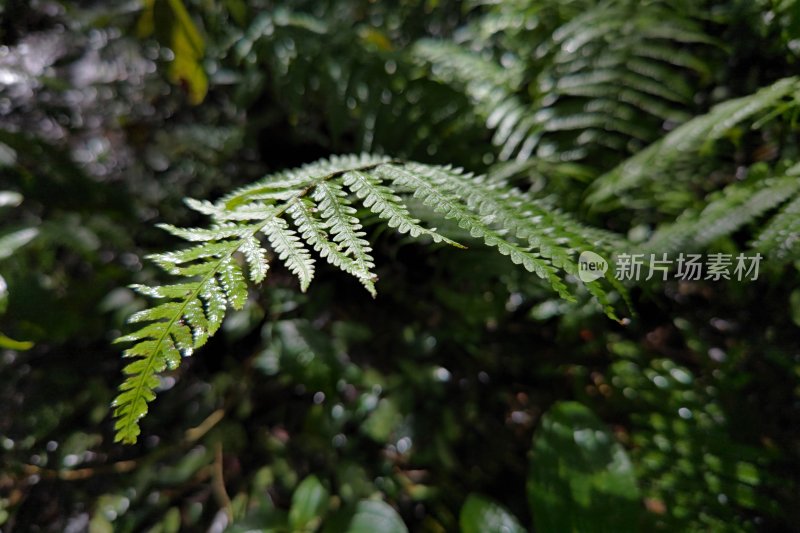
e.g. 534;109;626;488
139;0;207;104
0;227;38;260
0;332;34;351
528;402;641;533
164;0;206;104
0;191;22;207
459;494;526;533
343;500;408;533
289;475;329;532
361;398;401;443
0;143;15;167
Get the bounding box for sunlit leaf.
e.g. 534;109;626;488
343;500;408;533
139;0;207;104
289;475;329;532
459;494;526;533
528;402;641;533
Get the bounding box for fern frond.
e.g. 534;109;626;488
588;77;800;207
400;163;624;316
114;155;628;443
342;168;461;246
114;268;227;443
417;1;715;164
413;41;533;161
233;13;488;165
753;194;800;261
641;175;800;255
220;154;390;210
388;165;552;275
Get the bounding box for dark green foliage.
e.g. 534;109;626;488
418;0;718;167
2;0;800;532
528;402;641;532
457;402;642;532
459;494;525;533
587;76;800;210
288;475;329;531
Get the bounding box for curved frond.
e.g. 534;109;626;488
641;172;800;256
113;154;628;443
588;77;800;207
416;1;716;165
753;194;800;261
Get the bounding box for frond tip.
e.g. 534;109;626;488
112;154;625;444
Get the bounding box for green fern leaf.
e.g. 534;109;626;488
262;217;316;291
753;194;800;261
218;257;248;309
642;175;800;255
342;169;462;247
588;77;800;207
240;235;269;283
313;180;376;280
113;155;628;443
416;2;714;164
287;197;377;295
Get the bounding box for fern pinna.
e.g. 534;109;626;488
113;154;623;443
